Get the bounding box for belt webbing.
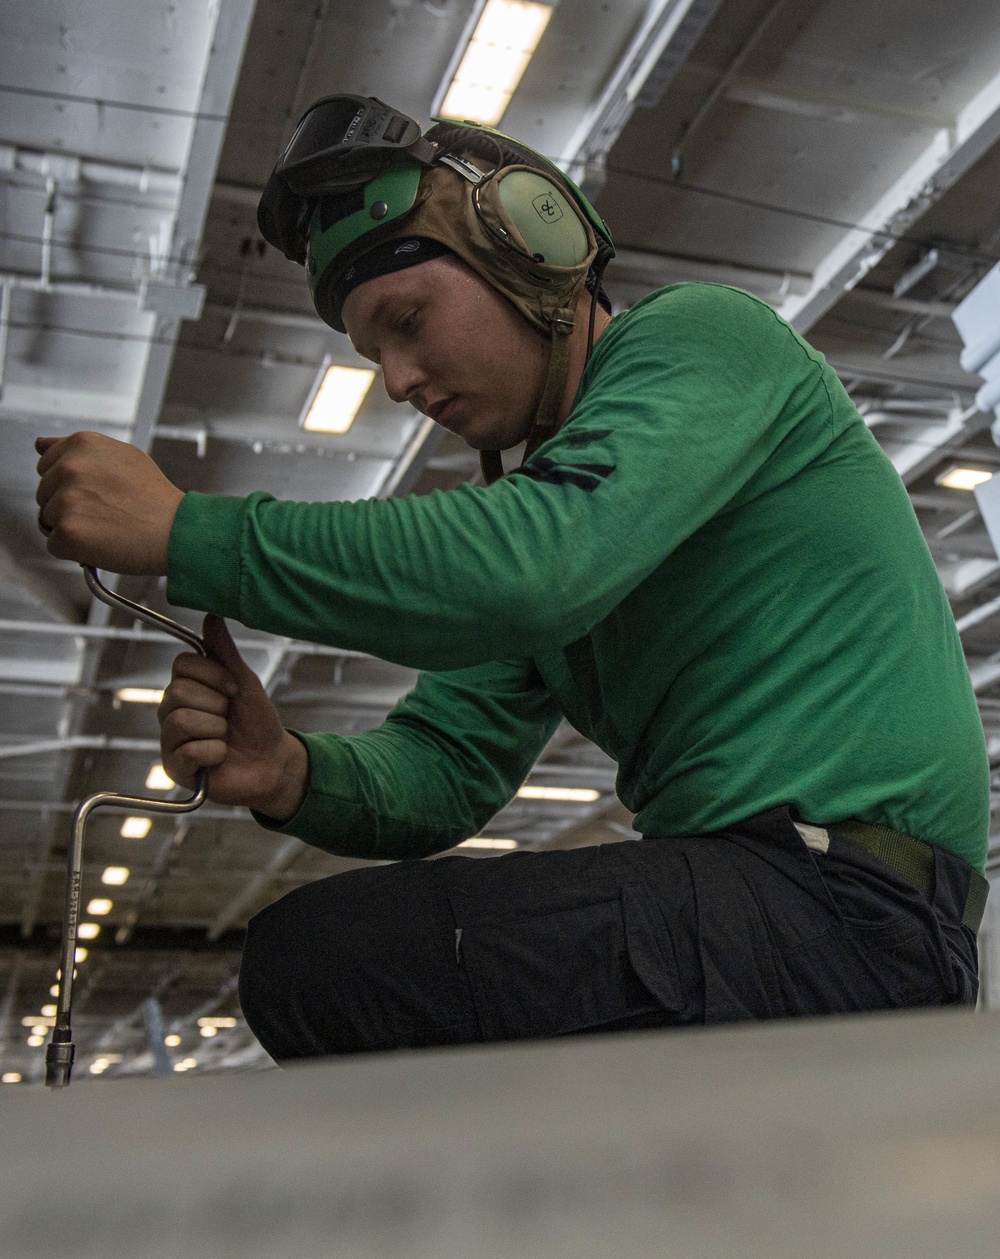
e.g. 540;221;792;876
833;819;988;935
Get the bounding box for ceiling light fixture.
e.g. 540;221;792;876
102;866;130;886
78;923;101;940
115;687;165;704
458;837;520;850
74;947;88;963
936;466;994;491
121;816;153;839
197;1017;237;1028
435;0;554;128
516;785;601;802
1;1072;21;1084
145;764;175;791
27;1035;44;1047
164;1034;182;1048
300;362;375;434
86;898;113;916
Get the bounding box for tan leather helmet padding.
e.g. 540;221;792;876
314;158;599;337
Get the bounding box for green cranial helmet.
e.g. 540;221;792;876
258;97;615;481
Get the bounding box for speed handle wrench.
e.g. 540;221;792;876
45;568;207;1088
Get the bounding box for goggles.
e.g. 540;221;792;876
257;94;612;273
260;96;449;265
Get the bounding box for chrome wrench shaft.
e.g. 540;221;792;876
46;569;207;1088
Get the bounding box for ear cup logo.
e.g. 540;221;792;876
532;191;563;223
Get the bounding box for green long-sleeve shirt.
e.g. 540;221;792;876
167;283;990;871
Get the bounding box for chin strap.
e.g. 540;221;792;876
479;310;575;486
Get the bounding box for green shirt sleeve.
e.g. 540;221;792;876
253;655;562;860
167;284;830;671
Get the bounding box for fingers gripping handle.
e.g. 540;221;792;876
46;569;208;1088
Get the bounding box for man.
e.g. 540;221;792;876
36;97;988;1061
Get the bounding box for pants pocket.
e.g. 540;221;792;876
450;882;683;1043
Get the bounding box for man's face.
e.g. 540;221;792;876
341;254;550;450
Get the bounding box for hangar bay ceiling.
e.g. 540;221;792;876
2;0;1000;1083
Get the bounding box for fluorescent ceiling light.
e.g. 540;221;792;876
145;764;175;791
2;1073;21;1084
936;466;993;491
516;785;601;802
197;1016;237;1027
102;866;130;886
78;922;101;940
22;1016;55;1028
116;687;164;704
41;1005;57;1017
121;816;152;839
458;837;519;850
74;947;88;963
302;365;375;434
86;898;113;916
438;0;554;128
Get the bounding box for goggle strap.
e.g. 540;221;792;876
405;136;442;169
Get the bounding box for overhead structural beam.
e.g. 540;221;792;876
606;247;809;303
207;837;304;941
956;593;1000;635
725;76;954;131
560;0;725;196
129;0;257;454
0;617;372;659
884;404;994;485
780;66;1000;335
0;539;78;623
0;734;160;761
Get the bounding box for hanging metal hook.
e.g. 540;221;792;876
45;568;208;1088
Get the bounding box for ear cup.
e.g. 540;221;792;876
495;169;590;267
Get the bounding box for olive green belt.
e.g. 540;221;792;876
833;819;988;935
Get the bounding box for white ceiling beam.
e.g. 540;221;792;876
0;541;78;623
560;0;725;195
725;77;953;130
129;0;257;453
0;735;161;761
606;246;811;303
884;404;995;486
780;67;1000;335
207;837;305;941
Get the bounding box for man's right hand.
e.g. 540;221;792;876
158;614;308;822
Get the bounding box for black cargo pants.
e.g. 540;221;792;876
238;806;980;1061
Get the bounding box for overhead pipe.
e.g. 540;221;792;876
0;142;182;197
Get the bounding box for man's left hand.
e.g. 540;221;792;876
35;432;184;576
